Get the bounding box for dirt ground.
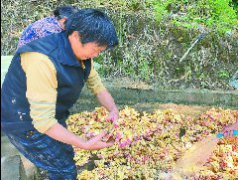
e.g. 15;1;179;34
132;102;211;119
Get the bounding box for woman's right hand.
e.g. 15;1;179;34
45;123;114;150
81;131;115;150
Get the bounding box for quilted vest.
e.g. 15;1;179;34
1;31;91;133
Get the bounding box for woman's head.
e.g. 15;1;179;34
66;9;118;60
66;9;118;48
53;6;79;20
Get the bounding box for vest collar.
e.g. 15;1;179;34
17;31;83;67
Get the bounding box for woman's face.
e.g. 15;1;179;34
68;31;107;60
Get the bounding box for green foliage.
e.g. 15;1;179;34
191;0;238;33
218;70;230;79
153;0;238;34
1;0;238;90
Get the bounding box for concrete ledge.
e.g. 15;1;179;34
91;87;238;106
1;155;27;180
1;56;13;86
121;88;237;107
1;134;37;180
70;87;238;113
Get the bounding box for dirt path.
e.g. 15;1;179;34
133;102;212;119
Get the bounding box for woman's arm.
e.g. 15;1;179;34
45;123;114;150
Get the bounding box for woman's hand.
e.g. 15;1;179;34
222;121;238;138
45;123;114;150
96;90;119;127
106;108;119;128
80;131;115;150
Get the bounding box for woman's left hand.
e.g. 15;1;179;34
106;108;119;128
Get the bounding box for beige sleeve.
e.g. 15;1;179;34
21;52;58;133
86;60;106;95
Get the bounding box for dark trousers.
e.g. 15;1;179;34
5;129;77;180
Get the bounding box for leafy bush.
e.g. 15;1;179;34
1;0;238;90
153;0;238;34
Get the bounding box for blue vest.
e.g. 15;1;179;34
1;32;91;133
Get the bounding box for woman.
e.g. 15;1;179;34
2;8;119;180
17;5;79;48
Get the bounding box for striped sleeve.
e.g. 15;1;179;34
20;52;58;133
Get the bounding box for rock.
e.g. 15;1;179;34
1;155;27;180
1;134;37;179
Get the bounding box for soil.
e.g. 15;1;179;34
133;102;211;119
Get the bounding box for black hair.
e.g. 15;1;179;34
65;8;118;48
53;6;79;20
